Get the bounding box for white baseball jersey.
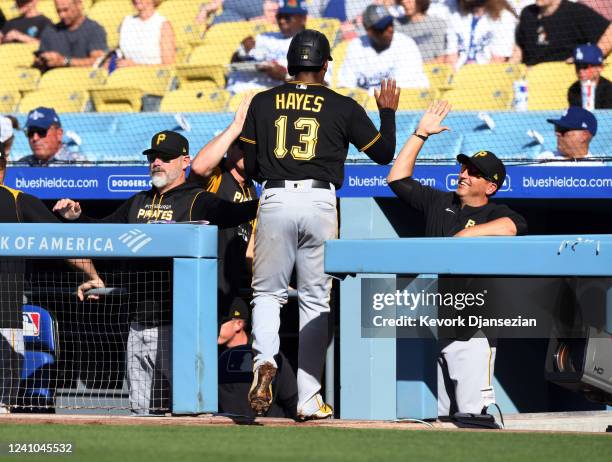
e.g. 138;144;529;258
445;9;517;69
536;150;603;166
337;33;429;93
226;31;332;94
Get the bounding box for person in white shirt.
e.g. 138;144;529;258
537;106;603;166
445;0;517;69
337;4;429;93
117;0;176;66
226;0;325;94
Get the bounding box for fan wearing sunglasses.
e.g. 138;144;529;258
567;44;611;110
537;106;602;165
17;106;87;166
386;100;527;424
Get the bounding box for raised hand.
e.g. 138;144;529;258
52;198;82;220
415;100;452;137
374;78;400;112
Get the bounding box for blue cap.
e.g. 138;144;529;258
574;44;603;66
25;107;61;129
546;106;598;136
363;4;394;30
278;0;307;15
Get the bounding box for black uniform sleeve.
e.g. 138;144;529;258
76;197;133;224
348;105;395;165
388;177;448;213
18;193;61;223
190;191;258;228
240;99;259;180
488;204;528;235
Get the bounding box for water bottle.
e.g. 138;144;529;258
580;80;596;111
513;79;528;112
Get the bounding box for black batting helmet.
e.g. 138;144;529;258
287;29;332;76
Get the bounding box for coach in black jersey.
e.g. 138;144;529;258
240;29;399;420
191;96;257;314
53;130;258;415
0;142;102;413
386;101;527;423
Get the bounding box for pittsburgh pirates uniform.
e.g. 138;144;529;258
0;185;62;409
388;177;527;416
77;182;258;414
240;81;396;413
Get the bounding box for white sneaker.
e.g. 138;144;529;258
297;394;333;421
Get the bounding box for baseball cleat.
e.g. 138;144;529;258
297;394;333;421
248;362;277;415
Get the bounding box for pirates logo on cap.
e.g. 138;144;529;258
474;151;489;158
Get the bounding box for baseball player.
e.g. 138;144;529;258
53;131;258;415
386;101;527;420
240;29;399;419
0;139;103;413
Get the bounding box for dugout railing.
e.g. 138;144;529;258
1;223;218;415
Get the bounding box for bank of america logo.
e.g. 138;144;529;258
118;229;152;253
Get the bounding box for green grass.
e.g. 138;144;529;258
0;424;610;462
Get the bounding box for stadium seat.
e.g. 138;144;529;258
89;0;136;49
366;88;434;110
0;0;19;20
175;64;226;89
0;90;21;113
90;87;144;112
18;89;89;113
334;88;369;106
2;67;41;93
526;62;576;110
306;18;340;46
159;88;230;112
423;63;453;91
38;67;108;92
198;21;257;64
442;87;512;110
329;40;350;88
0;43;38;69
20;305;59;410
105;66;175;96
157;0;204;46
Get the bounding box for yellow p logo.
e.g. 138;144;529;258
156;133;166;145
474;151;488;158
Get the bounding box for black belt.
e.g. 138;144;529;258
264;180;331;189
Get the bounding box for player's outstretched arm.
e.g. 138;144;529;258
387;100;451;183
191;94;254;177
52;198;82;221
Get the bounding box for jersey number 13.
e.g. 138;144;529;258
274;116;319;161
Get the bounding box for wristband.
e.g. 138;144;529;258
413;131;428;141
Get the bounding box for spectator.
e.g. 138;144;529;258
0;0;52;44
579;0;612;21
217;297;298;418
190;95;257;314
0;9;5;31
427;0;458;21
17;107;87;166
34;0;107;71
394;0;447;62
513;0;612;66
226;0;311;94
568;44;612;109
116;0;175;67
445;0;517;69
0;116;17;158
337;4;429;92
537;106;602;164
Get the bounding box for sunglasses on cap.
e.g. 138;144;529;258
146;152;179;163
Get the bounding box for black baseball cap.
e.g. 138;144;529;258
457;150;506;190
142;130;189;158
220;297;250;325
